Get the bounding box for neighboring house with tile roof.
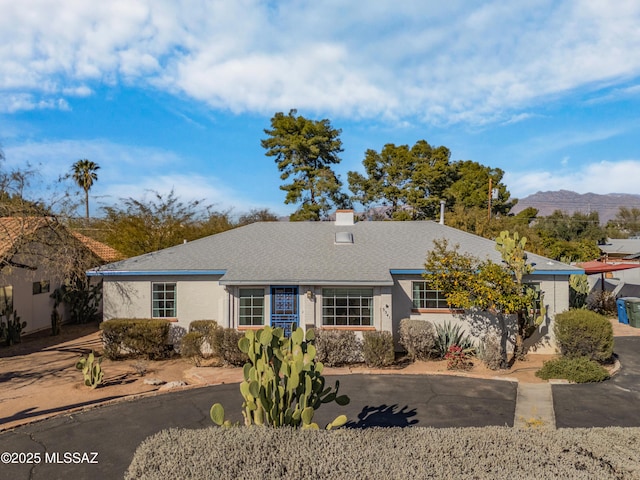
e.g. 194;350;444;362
0;217;122;334
88;210;581;353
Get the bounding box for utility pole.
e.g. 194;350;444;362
488;177;492;220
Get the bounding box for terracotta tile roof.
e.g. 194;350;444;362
71;232;123;263
0;217;123;264
0;217;50;259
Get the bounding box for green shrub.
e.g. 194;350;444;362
553;310;614;362
398;319;436;360
586;290;616;316
477;334;503;370
188;320;222;357
433;321;475;358
100;319;171;360
180;331;205;365
362;331;395;368
535;357;610;383
216;328;248;366
314;329;363;366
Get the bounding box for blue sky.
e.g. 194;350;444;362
1;1;640;218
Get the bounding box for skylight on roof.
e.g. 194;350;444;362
335;232;354;244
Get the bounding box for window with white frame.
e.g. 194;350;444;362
152;283;177;318
412;281;449;309
322;288;373;326
239;288;265;326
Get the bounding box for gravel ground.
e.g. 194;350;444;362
126;425;640;480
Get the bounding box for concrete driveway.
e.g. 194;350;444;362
0;375;515;480
553;336;640;428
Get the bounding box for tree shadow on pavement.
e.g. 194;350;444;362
346;403;418;428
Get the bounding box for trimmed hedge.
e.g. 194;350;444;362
398;319;436;360
314;330;363;367
362;331;395;367
553;310;614;362
101;319;171;360
126;426;640;479
535;357;610;383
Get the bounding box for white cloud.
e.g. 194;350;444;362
2;138;285;216
505;160;640;198
1;1;640;123
0;94;69;113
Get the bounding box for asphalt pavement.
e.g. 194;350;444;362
1;336;640;479
553;336;640;428
0;375;515;480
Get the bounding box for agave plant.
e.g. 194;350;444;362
433;321;475;358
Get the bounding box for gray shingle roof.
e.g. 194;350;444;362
89;221;581;284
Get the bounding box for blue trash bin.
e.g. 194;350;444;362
617;298;630;324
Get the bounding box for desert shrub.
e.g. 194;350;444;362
101;319;171;360
586;290;616;316
362;331;395;368
216;328;248;366
180;331;205;366
314;329;363;366
398;319;436;360
126;426;640;480
444;345;473;370
535;357;610;383
188;320;222;357
477;334;503;370
553;310;614;362
433;321;475;358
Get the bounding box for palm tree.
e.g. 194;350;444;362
71;159;100;219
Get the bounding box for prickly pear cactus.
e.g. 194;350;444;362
495;230;532;283
211;326;350;429
76;351;104;389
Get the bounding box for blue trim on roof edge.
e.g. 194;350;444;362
389;269;583;276
87;270;227;277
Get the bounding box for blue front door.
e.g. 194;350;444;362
271;286;298;336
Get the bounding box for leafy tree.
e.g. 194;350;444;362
606;206;640;238
98;190;220;257
532;210;604;262
71;159;100;219
237;208;279;225
534;210;604;243
261;110;348;221
348;140;454;220
424;232;544;368
447;161;516;216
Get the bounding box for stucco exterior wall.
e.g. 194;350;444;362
102;275;226;337
0;267;59;334
391;273;571;354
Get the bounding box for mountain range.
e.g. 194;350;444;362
510;190;640;224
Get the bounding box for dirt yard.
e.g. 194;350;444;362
1;318;635;431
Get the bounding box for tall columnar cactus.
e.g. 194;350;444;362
2;307;26;346
211;326;349;430
76;351;104;389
